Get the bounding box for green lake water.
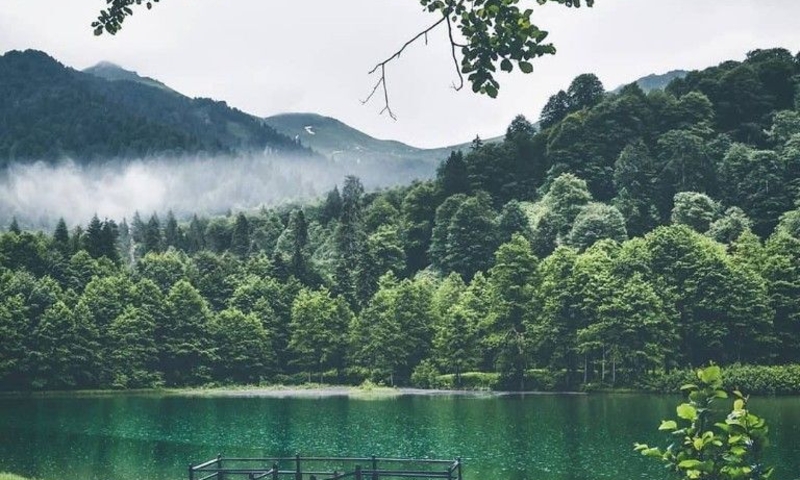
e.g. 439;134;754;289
0;392;798;480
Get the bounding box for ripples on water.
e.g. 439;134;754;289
0;393;798;480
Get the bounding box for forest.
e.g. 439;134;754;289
1;47;800;392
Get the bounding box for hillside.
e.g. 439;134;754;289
263;113;478;178
83;61;176;93
0;50;311;165
611;69;688;93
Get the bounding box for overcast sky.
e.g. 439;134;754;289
2;0;800;148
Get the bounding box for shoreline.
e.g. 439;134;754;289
0;384;590;399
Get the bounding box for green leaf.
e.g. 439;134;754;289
698;365;721;383
659;420;678;431
693;437;704;451
518;61;533;73
678;459;702;469
500;59;513;72
677;403;697;420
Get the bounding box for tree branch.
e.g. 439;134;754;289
362;15;449;119
446;16;464;92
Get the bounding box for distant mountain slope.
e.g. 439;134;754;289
612;69;688;94
0;50;310;165
264;112;468;167
84;61;175;92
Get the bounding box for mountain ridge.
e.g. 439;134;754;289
0;49;311;165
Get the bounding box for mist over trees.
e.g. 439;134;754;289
1;47;800;391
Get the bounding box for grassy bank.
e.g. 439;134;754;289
4;365;800;397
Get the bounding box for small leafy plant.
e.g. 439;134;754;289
634;365;773;480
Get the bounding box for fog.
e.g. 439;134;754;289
0;154;435;229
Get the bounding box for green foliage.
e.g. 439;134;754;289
4;45;800;392
635;365;773;480
212;308;274;384
289;288;352;375
566;202;627;250
671;192;719;233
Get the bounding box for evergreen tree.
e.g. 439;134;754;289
164;210;181;250
159;280;215;385
84;214;104;258
488;234;538;388
436;150;470;198
230;212;251;258
53;218;70;257
444;192;499;280
143;213;163;254
613;140;660;236
429;194;467;271
334;176;366;307
401;181;438;272
320;186;343;225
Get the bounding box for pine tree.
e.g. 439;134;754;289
143;213;163;254
230;212;251;258
53;218;70;257
164;210;181;249
84;214;104;258
8;217;20;234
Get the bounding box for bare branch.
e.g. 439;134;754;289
446;16;464;92
363;15;448;118
367;16;447;76
360;65;396;120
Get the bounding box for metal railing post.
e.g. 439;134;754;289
189;464;194;480
355;465;362;480
296;454;302;480
371;455;378;480
456;458;462;480
272;462;279;480
218;454;224;480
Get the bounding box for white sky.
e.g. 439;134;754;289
2;0;800;148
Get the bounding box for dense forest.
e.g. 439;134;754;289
1;47;799;391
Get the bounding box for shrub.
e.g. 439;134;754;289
635;365;773;480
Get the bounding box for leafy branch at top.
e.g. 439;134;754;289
92;0;159;36
91;0;594;117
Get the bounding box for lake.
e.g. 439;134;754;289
0;391;798;480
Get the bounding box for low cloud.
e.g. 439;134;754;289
0;153;436;230
0;155;335;228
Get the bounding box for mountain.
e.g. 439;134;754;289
612;69;688;94
263;112;473;172
0;50;311;166
83;61;175;93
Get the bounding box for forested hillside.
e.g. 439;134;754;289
0;50;311;165
1;48;799;391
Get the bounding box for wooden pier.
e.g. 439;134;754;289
189;455;463;480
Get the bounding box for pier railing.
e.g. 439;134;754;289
189;455;463;480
